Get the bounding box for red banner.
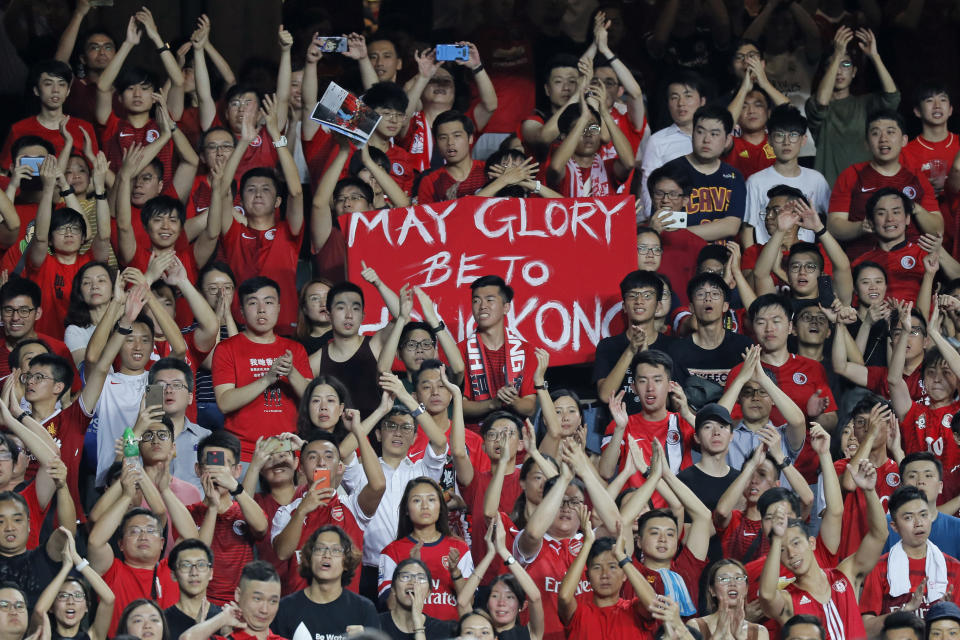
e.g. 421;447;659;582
344;195;637;366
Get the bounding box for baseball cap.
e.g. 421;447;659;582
695;403;732;431
927;602;960;628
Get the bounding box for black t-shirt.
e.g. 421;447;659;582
499;626;533;640
272;589;380;640
0;547;59;608
164;602;222;640
377;611;457;640
593;332;682;415
670;332;753;387
298;332;333;356
676;463;740;564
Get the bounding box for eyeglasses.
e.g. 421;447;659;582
734;51;760;62
625;291;656;301
56;591;86;602
403;340;435;352
0;453;12;462
739;387;768;399
789;262;819;274
716;575;748;584
204;143;235;153
396;572;430;583
0;601;26;611
637;245;663;256
483;429;518;441
764;206;784;219
797;314;828;326
19;373;53;384
583;124;601;136
228;99;255;109
599;78;619;89
158;381;189;392
86;43;115;53
312;545;344;557
694;290;723;302
892;327;925;338
54;224;83;235
2;306;35;317
560;497;584;509
134;173;157;184
126;526;160;537
376;110;405;122
140;430;172;442
382;421;416;434
772;131;802;143
176;560;212;572
653;190;683;200
335;194;367;206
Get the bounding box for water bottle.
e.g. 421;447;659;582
122;427;140;468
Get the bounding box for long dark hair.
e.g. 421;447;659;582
63;262;114;328
50;576;94;638
116;599;170;640
510;454;558;530
396;477;452;540
296;375;351;441
295;277;333;340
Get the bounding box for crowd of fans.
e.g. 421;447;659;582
4;1;960;640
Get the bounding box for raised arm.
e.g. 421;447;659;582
457;524;496;616
595;83;635;180
309;135;349;252
300;34;323;141
413;286;464;381
759;505;794;624
375;286;412;372
814;27;853;107
887;301;913;420
831;322;869;386
858;28;896;94
547;93;590;187
810;424;842;556
380;372;447;455
445;367;474;486
54;0;90;63
261;93;303;233
115;143;147;264
134;7;184;89
27;156;58;269
562;439;622;536
516;463;572;558
96;17;139;125
716;445;767;529
594;12;643;126
343;33;378;91
657;439;713;560
360;141;410;206
797;199;853;304
87;464;141;573
840;458;888;590
557;505;594;624
597;390;630;480
456;42;497;131
275;26;293;133
342;409;387;518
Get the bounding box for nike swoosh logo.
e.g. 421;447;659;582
119;132;133;137
241;233;256;239
743;532;756;537
109;381;121;384
860;186;876;192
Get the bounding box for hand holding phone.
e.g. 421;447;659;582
313;467;331;490
435;44;470;62
18;156;44;176
318;36;348;53
662;211;688;230
144;384;163;408
206;450;225;466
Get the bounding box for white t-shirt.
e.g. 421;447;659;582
64;324;96;358
91;370;148;486
639;123;693;218
743;165;832;245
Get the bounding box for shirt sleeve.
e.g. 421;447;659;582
419;439;449;480
919;173;941;213
828;166;855;213
270;499;299;543
378;547;398;597
858;566;885;615
729;170;746;219
744;176;764;232
457;542;475;578
512;528;542;566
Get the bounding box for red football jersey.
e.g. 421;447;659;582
860;552;960;618
379;535;473;620
516;532;592;640
726;355;837;425
853;242;927;302
786;568;866;640
723;135;777;179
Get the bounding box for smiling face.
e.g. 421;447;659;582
309;384;344;432
472;285;509;330
622;286;657;324
118;322;153;372
870;193;910;243
487;579;522;626
838;420;859;458
855;265;886;307
779;524;815;575
172;548;214;598
868;118;907;164
52;579;88;629
241;286;280;335
145;209;181;249
1;294;39;339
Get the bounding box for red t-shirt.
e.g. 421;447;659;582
0;116;100;168
786;568;866;640
211;333;311;460
716;509;766;561
209;116;279;180
253;492;290;588
458;468;523;583
723;135;777;179
901;133;959;185
853;242;927;303
828;161;939;260
518;532;591;640
416;160;488;204
29;402;89;522
103;557;179;636
220;221;302;335
0;331;78;390
725;355;838;425
379;535;472;620
901;401;960;502
865;365;926;403
127;243;198;323
600;108;646;161
19;482;47;550
100;111;174;186
398;108;480;173
834;457;900;559
337;143;417;196
601;413;696;485
861;552;960;618
741;243;835;291
565;597;655;640
186;502;258;605
408;422;489;474
23;251;93;340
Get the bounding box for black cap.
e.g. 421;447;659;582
695;402;732;431
927;602;960;628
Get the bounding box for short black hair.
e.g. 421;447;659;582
557;102;601;136
199;126;237;150
148;357;194;392
327;281;364;309
913;81;951;109
665;70;705;100
8;337;49;371
30;59;73;87
362;81;409;113
432;110;475;138
748;293;793;323
647;163;693;198
782;615;825;640
120;507;162;537
631;349;673;379
687;272;730;303
197;260;236;290
865;187;913;222
853;260;888;284
12;135;55;158
197;430;242;466
237;276;281;305
115;66;157;93
240;559;281;586
543;53;580;79
332;177;373;205
28;353;73;398
866;108;906;136
766;184;809;205
585;536;618;565
412;358;444;386
480;410;523;439
49;208;87;243
767;104;807;134
140;195;186;228
900;451;943;481
696;244;730;268
693;104;734;136
348;145;389;176
881;611;925;640
619;269;663;300
484;148;527;176
0;277;41;307
888;485;929;519
239;166;282;197
757;487;802;518
471;275;513;302
787;242;824;271
0;435;22;466
637;508;678;536
224;85;262;109
168;538;214;569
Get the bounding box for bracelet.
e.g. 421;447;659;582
113;321;133;336
413;629;425;635
450;572;462;580
229;483;244;496
75;558;90;572
471;64;485;75
813;226;828;239
59;186;75;198
428;321;445;336
774;458;790;472
607;55;619;64
157;42;171;54
15;411;28;422
94;191;108;200
617;556;631;568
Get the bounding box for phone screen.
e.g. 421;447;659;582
318;37;347;53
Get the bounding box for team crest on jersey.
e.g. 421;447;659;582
944;414;954;428
392;162;405;176
569;538;583;556
903;186;917;199
833;579;847;593
146;129;159;142
441;555;451;569
666;429;680;445
233;520;247;536
886;472;901;487
918;413;927;429
792;372;808;385
251;135;262;147
265;228;276;240
331;505;344;522
901;256;917;270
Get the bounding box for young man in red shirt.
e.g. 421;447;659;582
212;276;311;463
724;62;789;179
415;110;488;203
902;82;957;193
0;280;75;380
860;485;960;634
0;60;99;168
460;275;538;424
827;109;943;260
759;461;887;640
724;293;839;430
95;9;183;182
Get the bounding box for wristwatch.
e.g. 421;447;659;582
411;403;426;419
428;321;445;336
113;321;133;335
272;135;288;148
534;381;548;391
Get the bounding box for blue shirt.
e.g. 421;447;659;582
884;509;960;558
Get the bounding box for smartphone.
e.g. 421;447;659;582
318;36;348;53
271;437;295;453
144;384;163;408
206;450;225;466
662;211;688;230
18;156;44;176
817;275;834;309
313;467;331;490
435;44;470;62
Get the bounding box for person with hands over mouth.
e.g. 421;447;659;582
476;151;562;199
382;557;457;640
558;511;662;640
759;457;887;638
724;54;789;180
271;414;384;596
457;518;544;640
186;431;268;606
181;561;286;640
212;276;311;464
544;80;635;198
273;526;380;639
687;559;770;640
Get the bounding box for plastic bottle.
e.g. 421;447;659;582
122;427;139;467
